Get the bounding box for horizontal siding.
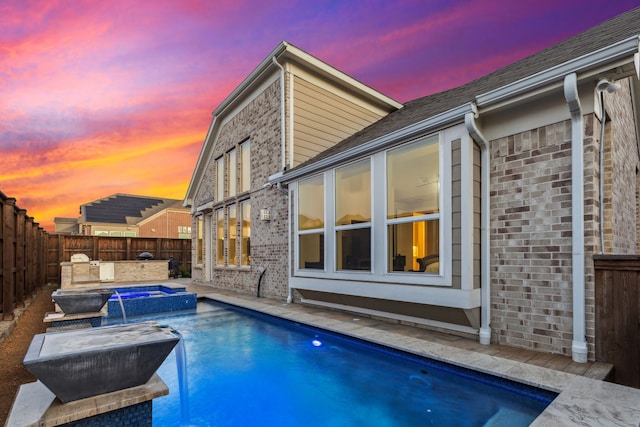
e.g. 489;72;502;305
292;75;385;166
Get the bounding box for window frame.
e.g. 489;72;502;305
293;133;450;287
240;140;251;193
334;158;372;272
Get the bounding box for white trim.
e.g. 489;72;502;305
460;132;474;291
291;277;481;309
464;109;491;345
292;133;451;288
300;298;479;335
477;36;640;107
272;103;476;184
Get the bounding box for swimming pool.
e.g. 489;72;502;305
141;301;555;426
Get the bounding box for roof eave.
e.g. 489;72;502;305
272;36;640;185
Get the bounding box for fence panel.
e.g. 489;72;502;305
594;255;640;388
0;192;48;320
46;235;192;284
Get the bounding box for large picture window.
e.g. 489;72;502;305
240;200;251;266
216;156;224;202
228;148;237;198
298;175;324;269
240;140;250;193
335;159;371;271
216;209;224;266
196;216;204;265
228;205;237;266
387;137;440;273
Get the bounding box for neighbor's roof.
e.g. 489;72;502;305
80;194;184;225
278;6;640;179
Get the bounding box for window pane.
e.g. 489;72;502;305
298;175;324;230
240;201;251;266
216;157;224;201
216;210;224;265
388;219;439;273
228;149;236;198
228;205;237;265
387;138;439;219
335;160;370;226
241;141;251;193
197;217;204;264
299;233;324;269
336;228;371;271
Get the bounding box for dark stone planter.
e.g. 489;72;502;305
23;321;180;403
52;289;114;314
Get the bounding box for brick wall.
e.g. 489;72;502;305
490;79;639;359
139;210;192;239
192;80;290;299
602;78;639;253
490;120;581;356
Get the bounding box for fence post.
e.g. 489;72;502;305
3;198;16;320
24;216;34;296
40;226;47;286
15;208;26;307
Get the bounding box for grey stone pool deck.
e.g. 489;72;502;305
182;281;640;427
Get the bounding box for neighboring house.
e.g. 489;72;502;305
270;8;640;363
183;42;401;295
54;194;192;239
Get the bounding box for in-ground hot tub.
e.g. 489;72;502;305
23;321;180;403
107;285;197;319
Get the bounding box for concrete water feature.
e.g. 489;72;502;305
51;288;114;314
22;321;180;403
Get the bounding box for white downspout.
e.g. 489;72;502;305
272;57;287;171
564;73;588;363
465;107;491;345
272;56;294;303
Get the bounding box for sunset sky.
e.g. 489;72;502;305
2;0;640;231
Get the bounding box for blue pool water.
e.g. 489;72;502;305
144;301;555;426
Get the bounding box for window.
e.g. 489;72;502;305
241;140;250;193
216;156;224;201
387;138;439;273
123;231;136;237
228;205;237;265
216;209;224;266
211;141;252;268
298;175;324;269
228;148;237;198
94;230;108;236
240;200;251;266
196;216;204;265
335;159;371;271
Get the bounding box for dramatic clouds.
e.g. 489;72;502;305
2;0;640;230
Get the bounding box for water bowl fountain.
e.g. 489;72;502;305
23;321;180;403
51;288;114;314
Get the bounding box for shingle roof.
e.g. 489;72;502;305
81;194;182;224
291;6;640;170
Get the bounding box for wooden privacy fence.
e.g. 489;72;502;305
594;255;640;388
0;192;48;320
47;235;192;285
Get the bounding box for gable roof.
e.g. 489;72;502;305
183;41;403;208
274;7;640;183
80;194;184;225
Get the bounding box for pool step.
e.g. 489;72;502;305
483;407;534;427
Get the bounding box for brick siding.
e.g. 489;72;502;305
192;80;290;299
